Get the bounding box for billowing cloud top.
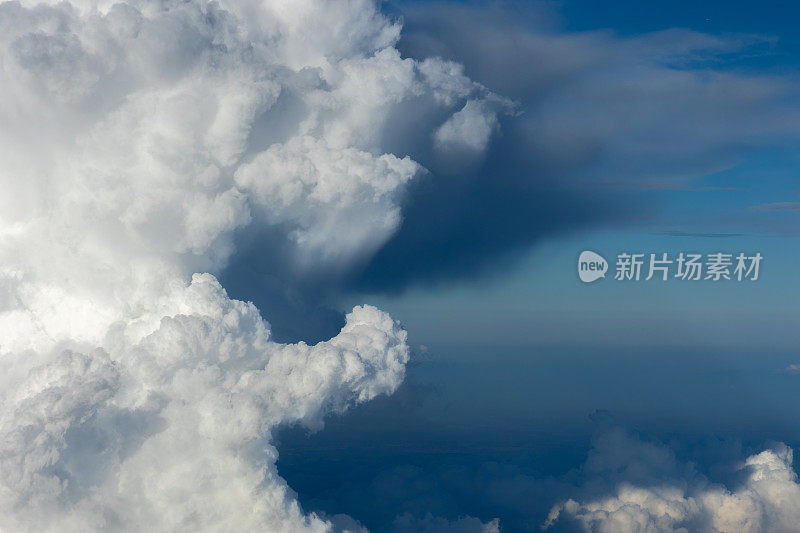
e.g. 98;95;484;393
0;0;510;530
546;426;800;532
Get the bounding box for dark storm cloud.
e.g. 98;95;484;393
341;0;800;293
222;1;800;337
351;139;639;292
219;221;347;343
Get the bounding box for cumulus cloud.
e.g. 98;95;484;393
434;99;504;156
235;135;420;267
0;0;510;530
2;279;409;531
545;426;800;532
3;0;799;530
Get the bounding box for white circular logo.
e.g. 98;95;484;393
578;251;607;283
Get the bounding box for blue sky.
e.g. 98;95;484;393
339;0;800;352
272;1;800;531
560;0;800;53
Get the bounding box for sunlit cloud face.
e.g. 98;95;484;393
0;0;508;530
546;426;800;533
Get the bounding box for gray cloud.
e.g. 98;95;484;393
397;2;800;184
337;0;800;295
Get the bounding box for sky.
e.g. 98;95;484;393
0;0;799;532
277;1;800;532
350;0;800;354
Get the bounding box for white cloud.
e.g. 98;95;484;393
785;364;800;374
235;135;419;267
0;273;410;532
545;428;800;533
0;0;509;530
434;99;501;154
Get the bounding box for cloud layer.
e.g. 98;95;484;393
546;426;800;532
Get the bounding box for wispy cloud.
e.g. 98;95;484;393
784;363;800;374
750;201;800;212
658;231;747;238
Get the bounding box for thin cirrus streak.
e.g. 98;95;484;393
0;0;509;530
